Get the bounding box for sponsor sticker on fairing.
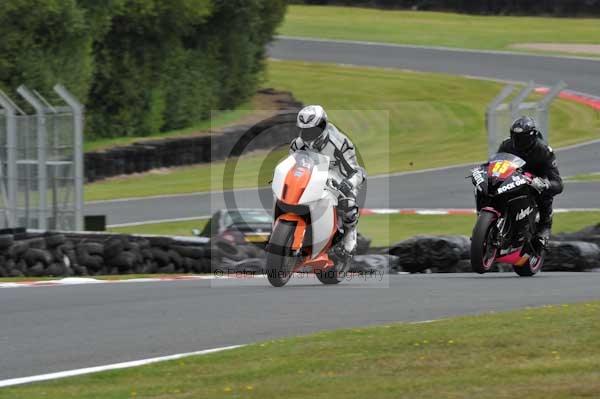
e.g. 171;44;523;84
516;206;533;221
472;168;485;187
497;176;527;194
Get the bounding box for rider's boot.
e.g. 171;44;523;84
534;207;553;251
342;227;357;255
336;198;359;257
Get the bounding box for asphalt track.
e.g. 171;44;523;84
86;37;600;225
2;272;600;381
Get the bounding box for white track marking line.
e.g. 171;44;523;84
552;137;600;152
275;35;600;62
409;319;443;324
107;207;600;228
0;345;244;388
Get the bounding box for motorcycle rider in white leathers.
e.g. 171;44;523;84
290;105;366;255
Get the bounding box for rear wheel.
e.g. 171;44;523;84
266;221;299;287
470;211;499;274
513;251;544;277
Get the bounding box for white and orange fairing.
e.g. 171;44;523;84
272;151;339;261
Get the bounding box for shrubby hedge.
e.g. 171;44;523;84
0;0;286;138
294;0;600;16
0;0;92;104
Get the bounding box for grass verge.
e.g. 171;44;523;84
280;5;600;57
85;60;600;201
2;302;599;398
108;211;600;247
108;219;209;237
565;172;600;182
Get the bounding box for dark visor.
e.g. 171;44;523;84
300;126;323;142
513;133;534;150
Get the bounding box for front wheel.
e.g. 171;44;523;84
470;211;499;274
266;221;299;287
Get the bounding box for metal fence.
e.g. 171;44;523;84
0;84;83;231
486;81;567;157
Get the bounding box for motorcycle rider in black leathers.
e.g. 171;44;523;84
497;116;564;247
290;105;366;255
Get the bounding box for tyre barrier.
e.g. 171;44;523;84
389;235;472;273
545;241;600;271
1;224;598;278
553;223;600;247
0;232;213;278
387;224;600;273
84;89;303;183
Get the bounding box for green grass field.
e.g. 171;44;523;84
3;302;598;398
280;5;600;56
565;172;600;182
109;218;209;237
84;60;600;201
110;212;600;247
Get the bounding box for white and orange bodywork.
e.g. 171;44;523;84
271;151;340;269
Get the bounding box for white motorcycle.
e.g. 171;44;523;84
267;150;351;287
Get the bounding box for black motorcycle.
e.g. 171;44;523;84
469;153;544;276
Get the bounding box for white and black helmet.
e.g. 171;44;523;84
297;105;328;146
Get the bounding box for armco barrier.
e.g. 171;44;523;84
84;89;303;183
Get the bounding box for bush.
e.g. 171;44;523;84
87;0;287;138
0;0;287;138
0;0;93;105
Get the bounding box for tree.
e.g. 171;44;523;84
0;0;92;104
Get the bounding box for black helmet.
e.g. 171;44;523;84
510;116;538;152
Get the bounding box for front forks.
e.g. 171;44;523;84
494;217;506;248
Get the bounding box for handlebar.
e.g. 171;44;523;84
326;178;352;200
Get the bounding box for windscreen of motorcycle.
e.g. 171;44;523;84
272;151;330;205
487;152;526;181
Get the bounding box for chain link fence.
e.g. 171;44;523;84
0;85;83;231
486;81;567;157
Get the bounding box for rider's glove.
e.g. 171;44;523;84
338;179;355;198
530;177;550;193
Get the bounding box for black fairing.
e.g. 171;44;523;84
471;166;488;196
504;194;537;245
472;163;538;250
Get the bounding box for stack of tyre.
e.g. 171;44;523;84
0;233;78;277
546;223;600;272
0;232;213;278
389;235;472;273
68;235;212;275
209;238;266;274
